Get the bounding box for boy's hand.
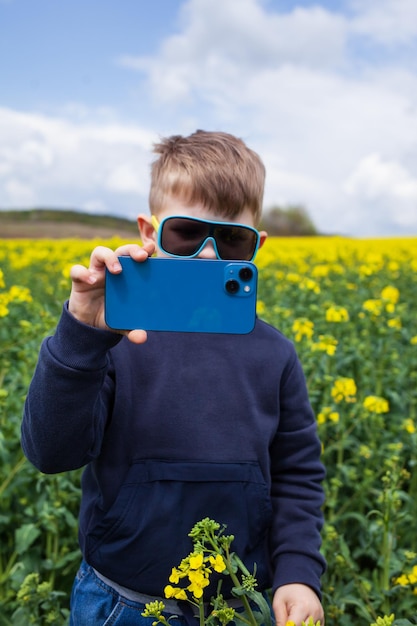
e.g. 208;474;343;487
273;583;324;626
68;241;155;344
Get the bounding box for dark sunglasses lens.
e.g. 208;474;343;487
160;218;209;256
160;217;258;260
213;226;257;260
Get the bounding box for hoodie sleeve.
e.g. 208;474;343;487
21;303;122;473
269;349;326;598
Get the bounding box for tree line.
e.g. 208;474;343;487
260;205;318;236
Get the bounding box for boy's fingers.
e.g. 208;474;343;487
114;242;155;259
141;241;156;256
70;264;95;284
88;246;121;273
85;242;155;274
69;242;156;296
114;243;142;257
274;606;288;626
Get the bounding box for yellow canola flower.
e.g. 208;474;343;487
0;283;33;316
317;407;340;425
7;285;33;303
409;565;417;584
0;295;9;317
394;574;410;586
299;277;320;294
388;261;400;272
311;264;330;278
403;418;416;434
286;272;302;284
0;268;5;288
387;317;402;329
164;585;188;601
362;299;383;316
165;549;225;604
187;569;210;599
363;396;389;414
325;305;349;323
381;285;400;304
189;552;204;569
331;378;357;404
209;554;226;573
359;264;377;277
169;567;182;584
292;318;314;342
312;335;338;356
394;565;417;588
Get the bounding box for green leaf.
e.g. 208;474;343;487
244;590;273;626
14;523;41;554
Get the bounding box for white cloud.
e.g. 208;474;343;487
350;0;417;45
106;162;148;195
4;179;36;206
119;0;348;105
344;153;417;228
0;107;156;216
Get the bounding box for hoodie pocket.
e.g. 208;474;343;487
86;459;272;593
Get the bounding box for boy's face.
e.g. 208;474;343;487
138;198;267;261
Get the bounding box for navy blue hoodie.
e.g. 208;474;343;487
22;305;325;599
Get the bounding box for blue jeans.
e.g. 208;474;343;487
69;560;273;626
69;560;190;626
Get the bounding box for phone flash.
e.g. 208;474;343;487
244;285;251;293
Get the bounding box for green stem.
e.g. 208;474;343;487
381;529;393;602
47;530;59;588
334;421;356;473
380;492;394;615
0;551;18;586
224;549;257;626
0;455;27;498
199;600;205;626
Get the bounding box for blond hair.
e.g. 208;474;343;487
149;130;265;224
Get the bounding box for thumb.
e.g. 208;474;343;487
126;329;148;344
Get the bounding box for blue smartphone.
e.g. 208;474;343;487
105;257;258;334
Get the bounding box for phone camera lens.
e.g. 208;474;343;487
239;267;253;282
225;279;240;294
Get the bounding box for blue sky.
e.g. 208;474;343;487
1;0;417;236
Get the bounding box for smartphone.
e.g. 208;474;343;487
105;257;258;334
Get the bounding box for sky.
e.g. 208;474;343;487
1;0;417;237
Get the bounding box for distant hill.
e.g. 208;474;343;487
0;209;139;239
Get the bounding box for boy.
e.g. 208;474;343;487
21;130;326;625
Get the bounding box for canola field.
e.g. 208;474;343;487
0;236;417;625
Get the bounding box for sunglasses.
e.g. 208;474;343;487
151;215;260;261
